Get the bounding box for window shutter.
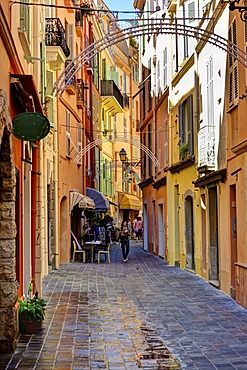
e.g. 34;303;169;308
187;95;194;155
66;24;74;59
46;70;55;127
66;111;71;156
163;48;167;88
188;1;195;22
20;0;30;42
229;18;238;107
157;60;160;95
178;103;185;144
164;120;168;167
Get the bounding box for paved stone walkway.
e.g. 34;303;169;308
1;242;247;369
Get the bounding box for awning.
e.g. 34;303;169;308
78;195;95;210
119;193;142;210
70;191;95;213
86;187;110;213
109;200;118;207
10;74;43;114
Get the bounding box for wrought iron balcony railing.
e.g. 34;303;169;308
75;9;83;27
76;79;85;104
101;80;123;108
45;18;70;58
123;93;129;109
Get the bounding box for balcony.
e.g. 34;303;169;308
75;9;83;37
123;94;129;109
101;80;123;114
198;125;215;170
65;59;76;94
135;119;140;132
45;18;70;70
76;79;85;109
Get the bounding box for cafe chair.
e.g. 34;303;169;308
72;241;86;263
98;244;111;263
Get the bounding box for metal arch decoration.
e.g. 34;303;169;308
94;162;140;182
73;135;160;167
53;18;247;96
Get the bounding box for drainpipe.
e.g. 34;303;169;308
31;144;38;290
31;3;40;292
54;120;59;270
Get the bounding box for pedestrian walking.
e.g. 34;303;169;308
120;220;130;261
136;216;143;240
132;215;138;239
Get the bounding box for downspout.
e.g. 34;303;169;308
54;118;59;270
31;3;39;292
31;145;38;287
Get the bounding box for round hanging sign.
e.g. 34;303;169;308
12;112;50;141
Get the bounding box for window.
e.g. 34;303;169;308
20;0;30;42
65;24;74;59
66;111;71;156
148;124;152;176
163;48;167;88
77;123;82;165
46;70;55;127
178;95;194;156
188;1;195;22
228;18;238;108
124;117;127;140
157;60;160;95
164;120;168;167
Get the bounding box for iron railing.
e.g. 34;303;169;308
123;93;129;109
45;18;70;58
101;80;123;108
75;9;82;27
76;79;85;103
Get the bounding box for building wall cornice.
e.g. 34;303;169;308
0;5;23;74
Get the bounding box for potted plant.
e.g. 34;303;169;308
18;292;46;334
179;142;189;161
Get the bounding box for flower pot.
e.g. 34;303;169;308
19;319;37;334
36;320;43;328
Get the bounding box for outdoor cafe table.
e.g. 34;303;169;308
84;240;102;263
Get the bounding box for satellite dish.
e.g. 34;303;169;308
12;112;50;141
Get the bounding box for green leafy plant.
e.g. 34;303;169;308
18;292;46;323
179;142;189;160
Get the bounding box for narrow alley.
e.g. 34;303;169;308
1;242;247;370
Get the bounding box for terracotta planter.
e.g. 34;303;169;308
19;320;37;334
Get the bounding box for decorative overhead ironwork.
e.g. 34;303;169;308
73;136;160;167
53;18;247;97
221;0;247;22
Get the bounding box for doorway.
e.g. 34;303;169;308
185;195;195;270
158;203;165;258
60;197;68;262
230;185;237;299
208;186;219;286
143;203;148;251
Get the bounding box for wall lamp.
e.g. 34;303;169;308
221;0;247;22
119;148;140;166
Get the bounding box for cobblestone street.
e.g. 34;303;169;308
1;242;247;369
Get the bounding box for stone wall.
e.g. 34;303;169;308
0;89;18;353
